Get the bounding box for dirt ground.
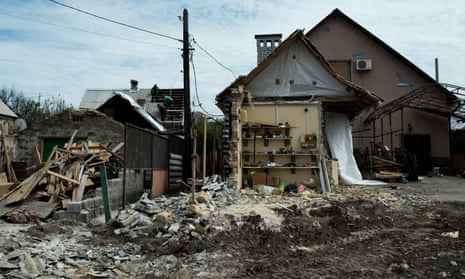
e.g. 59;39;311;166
4;175;465;278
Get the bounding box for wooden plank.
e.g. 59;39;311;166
66;130;78;152
46;174;56;195
47;170;80;185
72;174;88;202
6;167;48;205
111;142;125;153
97;142;124;161
2;136;17;183
46;146;58;162
34;145;42;166
0;182;14;195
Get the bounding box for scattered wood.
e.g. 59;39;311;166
371;156;402;171
0;135;123;220
375;171;404;182
2;135;17;183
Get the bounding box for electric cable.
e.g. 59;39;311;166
192;37;235;79
48;0;182;42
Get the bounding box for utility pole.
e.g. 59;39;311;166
183;8;193;180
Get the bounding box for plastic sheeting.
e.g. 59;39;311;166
246;40;353;98
326;113;385;185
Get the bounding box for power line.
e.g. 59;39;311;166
0;11;178;49
190;53;224;118
192;37;235;79
48;0;183;43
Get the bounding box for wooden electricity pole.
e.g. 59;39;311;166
183;8;193;180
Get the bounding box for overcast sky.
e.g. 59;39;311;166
1;0;464;116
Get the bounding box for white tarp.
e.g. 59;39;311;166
246;40;354;98
326;113;385;185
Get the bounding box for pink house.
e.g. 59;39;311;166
306;8;464;175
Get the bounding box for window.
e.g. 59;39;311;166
396;72;412;87
72;115;83;122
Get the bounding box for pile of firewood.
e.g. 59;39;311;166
0;132;123;211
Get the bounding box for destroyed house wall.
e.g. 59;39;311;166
14;109;124;168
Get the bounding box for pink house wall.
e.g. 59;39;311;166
307;14;451;167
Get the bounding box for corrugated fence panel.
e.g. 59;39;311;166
126;125;152;169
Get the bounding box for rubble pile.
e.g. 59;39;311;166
112;175;235;240
0;137;123;221
0;176;455;278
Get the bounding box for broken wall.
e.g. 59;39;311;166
14;109;124;168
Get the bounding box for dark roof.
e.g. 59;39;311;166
97;92;166;132
216;29;382;118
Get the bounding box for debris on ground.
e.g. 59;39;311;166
0;176;464;278
0;132;123;222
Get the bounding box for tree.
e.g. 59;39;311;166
0;87;73;126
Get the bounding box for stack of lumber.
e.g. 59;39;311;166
371;156;403;171
0;131;123;218
375;171;404;182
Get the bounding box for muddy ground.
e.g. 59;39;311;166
3;176;465;278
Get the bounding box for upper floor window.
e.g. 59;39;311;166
396;72;413;87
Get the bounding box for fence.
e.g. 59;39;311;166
124;123;184;201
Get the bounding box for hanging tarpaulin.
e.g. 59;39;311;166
326;113;385;185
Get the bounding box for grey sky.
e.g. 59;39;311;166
0;0;463;116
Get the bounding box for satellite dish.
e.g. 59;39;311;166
14;118;27;132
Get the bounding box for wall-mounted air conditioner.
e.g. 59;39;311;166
356;59;372;71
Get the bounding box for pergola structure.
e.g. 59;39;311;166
365;83;465;124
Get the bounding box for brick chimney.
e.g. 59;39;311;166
130;79;138;92
255;34;282;65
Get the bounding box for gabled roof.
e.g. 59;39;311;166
0;100;17;119
80;88;152;110
307;9;465;123
306;8;438;84
97;92;166;132
216;29;382;118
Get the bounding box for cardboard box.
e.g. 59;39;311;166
250;172;267;186
267;176;280;186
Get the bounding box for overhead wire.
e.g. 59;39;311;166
48;0;183;42
192;37;236;79
7;1;230;118
190;50;224;118
0;11;178;49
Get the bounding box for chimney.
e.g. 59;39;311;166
130;79;138;92
255;34;282;65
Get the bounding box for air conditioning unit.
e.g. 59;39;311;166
356;59;372;71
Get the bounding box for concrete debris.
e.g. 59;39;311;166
0;175;457;278
4;206;41;224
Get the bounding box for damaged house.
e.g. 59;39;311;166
216;30;381;191
306;8;465;175
0;84;184;222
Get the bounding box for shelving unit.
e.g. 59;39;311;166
241;123;320;175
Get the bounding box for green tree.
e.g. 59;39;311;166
0;87;73;126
